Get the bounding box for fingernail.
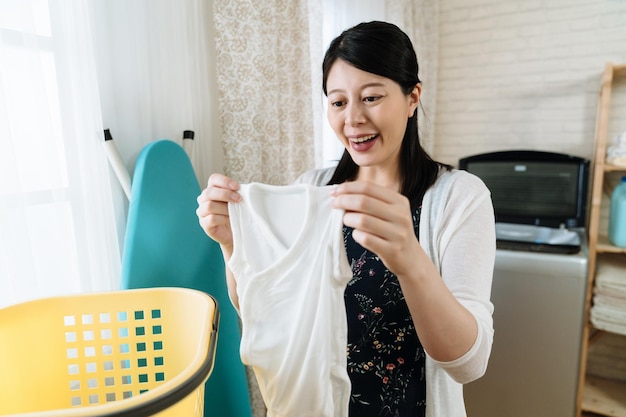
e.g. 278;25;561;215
231;192;241;201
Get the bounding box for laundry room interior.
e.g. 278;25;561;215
1;1;626;417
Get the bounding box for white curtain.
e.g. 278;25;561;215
90;0;222;188
0;0;120;308
88;0;222;256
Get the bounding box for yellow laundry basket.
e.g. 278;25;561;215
0;287;218;417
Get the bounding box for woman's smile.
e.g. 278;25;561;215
349;133;379;151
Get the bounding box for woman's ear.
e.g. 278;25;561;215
408;83;421;117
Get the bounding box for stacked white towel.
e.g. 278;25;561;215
591;254;626;335
606;131;626;167
586;331;626;383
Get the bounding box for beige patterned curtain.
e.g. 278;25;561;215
213;0;315;185
213;2;315;414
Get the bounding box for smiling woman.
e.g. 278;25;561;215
325;59;420;185
197;21;495;417
0;0;120;307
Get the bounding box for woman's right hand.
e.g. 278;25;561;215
196;173;241;249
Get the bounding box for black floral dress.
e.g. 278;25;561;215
344;206;426;417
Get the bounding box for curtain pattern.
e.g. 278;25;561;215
213;2;316;414
213;0;315;185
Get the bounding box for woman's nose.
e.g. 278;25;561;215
345;102;366;126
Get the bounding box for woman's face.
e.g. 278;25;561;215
326;59;420;173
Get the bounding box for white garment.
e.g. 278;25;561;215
294;167;496;417
228;183;353;417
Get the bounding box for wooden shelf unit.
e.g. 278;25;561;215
577;62;626;417
583;375;626;417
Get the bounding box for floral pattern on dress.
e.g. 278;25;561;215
344;207;426;417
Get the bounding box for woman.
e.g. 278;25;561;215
197;21;495;417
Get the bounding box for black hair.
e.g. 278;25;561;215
322;21;451;208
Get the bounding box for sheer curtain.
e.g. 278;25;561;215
90;0;222;189
0;0;120;308
87;0;222;256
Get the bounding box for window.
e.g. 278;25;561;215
0;0;120;307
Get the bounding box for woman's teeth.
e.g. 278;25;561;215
351;134;377;143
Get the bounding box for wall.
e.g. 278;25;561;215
434;0;626;167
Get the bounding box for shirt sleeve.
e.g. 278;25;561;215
421;170;496;384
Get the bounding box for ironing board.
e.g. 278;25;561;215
121;139;252;417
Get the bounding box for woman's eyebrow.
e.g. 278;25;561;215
327;82;386;96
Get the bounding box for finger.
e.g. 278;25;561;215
199;211;230;230
196;199;230;218
350;227;388;254
198;181;241;205
205;184;241;203
339;195;386;220
333;193;397;223
342;211;392;240
208;173;240;191
206;199;230;216
332;181;398;204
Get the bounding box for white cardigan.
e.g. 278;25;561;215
294;167;496;417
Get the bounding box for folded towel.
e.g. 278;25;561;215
596;254;626;292
586;332;626;383
591;257;626;335
594;291;626;306
591;301;626;336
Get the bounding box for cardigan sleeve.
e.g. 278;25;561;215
420;169;496;384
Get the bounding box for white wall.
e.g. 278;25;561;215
434;0;626;166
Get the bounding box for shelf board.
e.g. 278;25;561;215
583;375;626;416
604;164;626;173
596;235;626;254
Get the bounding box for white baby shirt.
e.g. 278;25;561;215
228;182;352;417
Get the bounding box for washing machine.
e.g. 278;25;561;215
464;225;588;417
459;151;590;417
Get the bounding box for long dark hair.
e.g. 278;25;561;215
322;21;450;208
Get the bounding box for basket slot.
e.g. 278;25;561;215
62;307;170;408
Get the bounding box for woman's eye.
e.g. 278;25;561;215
331;100;345;107
363;96;381;103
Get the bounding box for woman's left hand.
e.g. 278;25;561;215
331;181;419;277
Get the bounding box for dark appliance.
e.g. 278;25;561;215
459;150;590;253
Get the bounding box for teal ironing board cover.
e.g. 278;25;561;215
121;139;252;417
